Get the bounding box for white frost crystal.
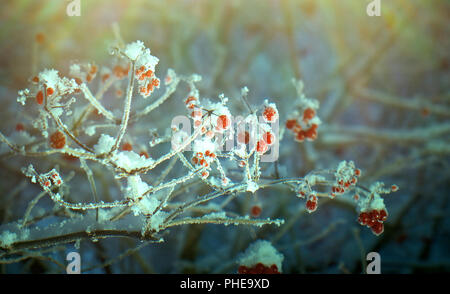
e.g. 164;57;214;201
94;134;115;154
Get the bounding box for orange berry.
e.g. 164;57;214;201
15;123;25;132
36;91;44;105
90;65;98;75
113;66;124;78
263;106;278;122
102;74;110;82
251;205;262;217
121;142;133;151
185;96;197;105
147;83;154;92
256;139;268;154
50;131;66;149
262;131;274;145
305;199;317;212
286;119;297;130
46;87;54;96
62;153;78;162
304;126;317;140
191;110;202;119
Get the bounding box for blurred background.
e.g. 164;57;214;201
0;0;449;273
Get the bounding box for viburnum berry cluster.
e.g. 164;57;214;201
237;240;284;274
354;182;399;235
294;160;397;236
285;80;321;142
238;263;281;274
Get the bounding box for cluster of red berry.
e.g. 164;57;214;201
330;168;361;198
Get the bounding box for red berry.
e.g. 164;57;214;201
217;115;231;130
62;154;78;162
121;142;133;151
151;78;159;87
371;210;380;221
185;96;197;106
358;212;370;225
255;263;265;273
46;87;54;96
305;199;317;213
237;131;250;144
35;33;45;44
263;106;278;122
295;131;305;142
15;123;25;132
191;110;202;119
262;131;274;145
251;205;262;217
238;266;249;274
256;139;268;154
304;124;318;140
378;209;388;221
286;119;297;129
371;222;384;235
